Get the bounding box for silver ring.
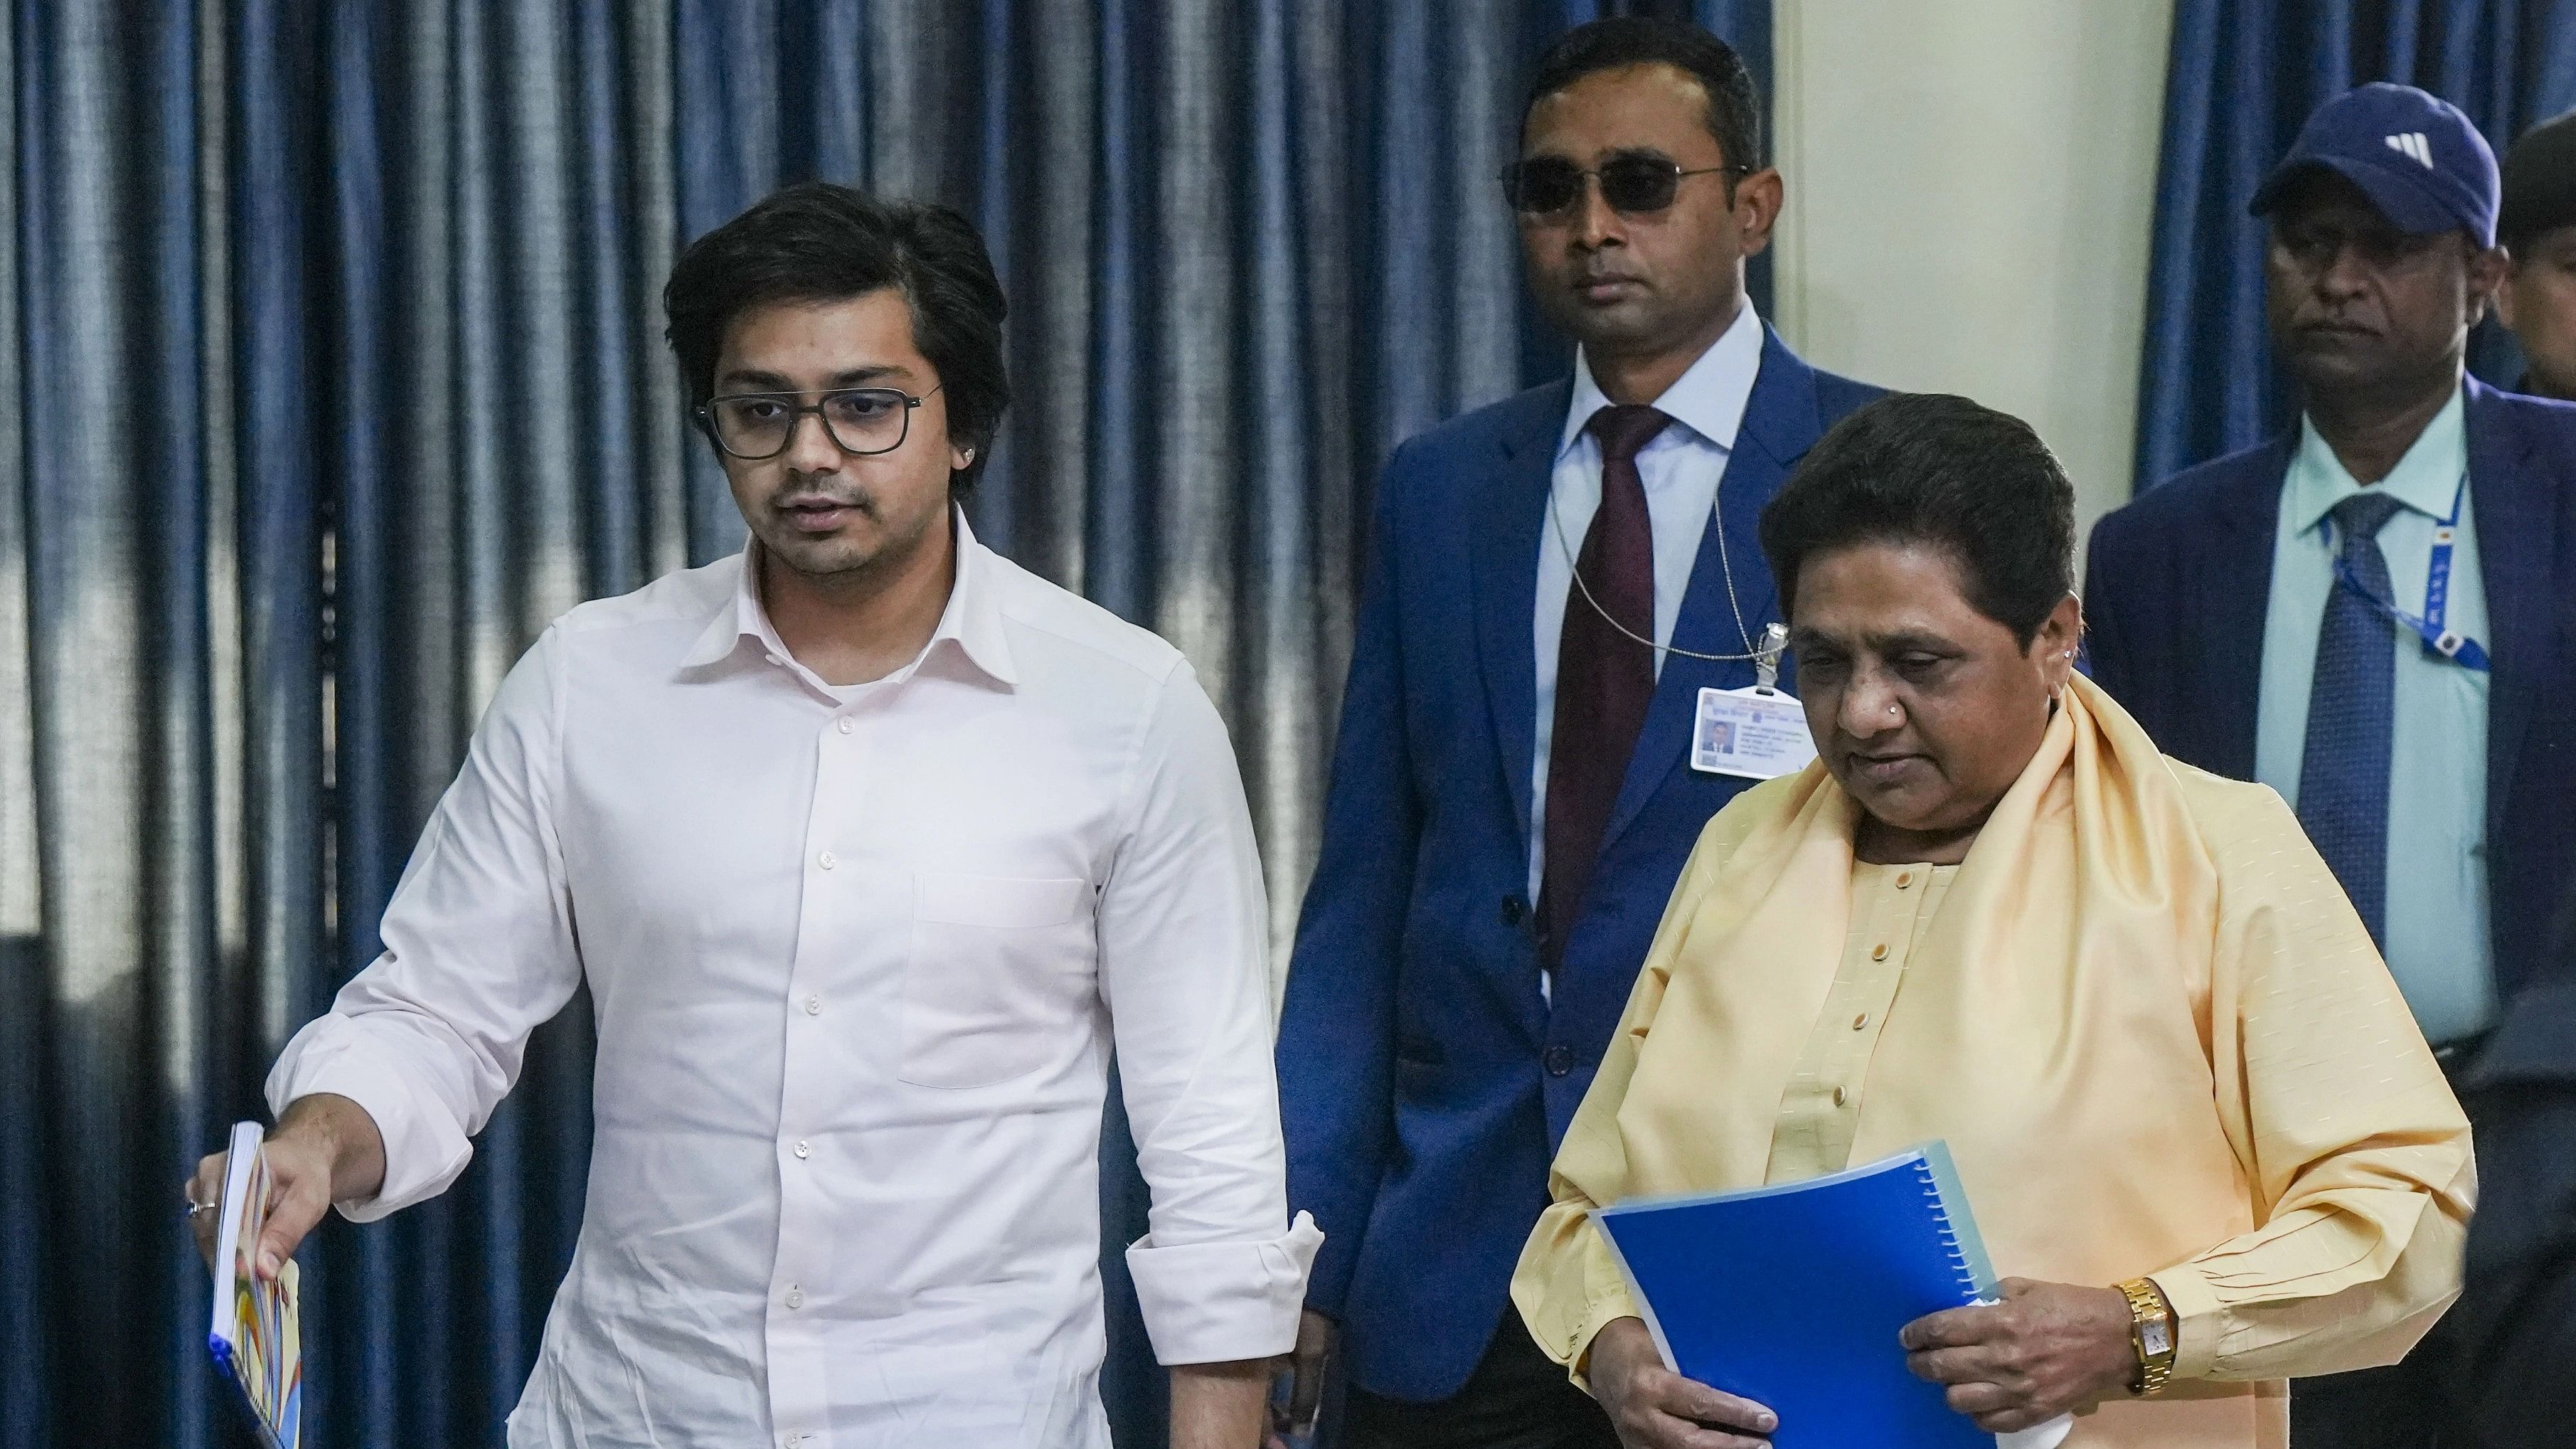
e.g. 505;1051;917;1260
183;1198;211;1219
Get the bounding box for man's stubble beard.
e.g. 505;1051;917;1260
763;492;947;595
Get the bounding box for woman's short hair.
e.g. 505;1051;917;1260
1758;393;2077;645
664;181;1009;497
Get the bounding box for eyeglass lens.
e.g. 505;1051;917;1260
1506;155;1686;216
709;389;912;459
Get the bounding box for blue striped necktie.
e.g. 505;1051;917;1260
2296;489;2408;945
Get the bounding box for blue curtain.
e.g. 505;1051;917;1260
0;2;1767;1447
2134;0;2576;491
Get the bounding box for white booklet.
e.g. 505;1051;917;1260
208;1120;304;1449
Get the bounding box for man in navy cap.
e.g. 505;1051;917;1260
2086;80;2576;1447
2498;107;2576;401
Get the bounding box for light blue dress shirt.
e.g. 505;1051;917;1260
1528;299;1765;906
2255;386;2496;1044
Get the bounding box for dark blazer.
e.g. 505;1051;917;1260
1277;329;1880;1400
2083;377;2576;1006
2451;962;2576;1449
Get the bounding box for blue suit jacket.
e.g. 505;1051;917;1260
1277;329;1880;1400
2084;377;2576;1006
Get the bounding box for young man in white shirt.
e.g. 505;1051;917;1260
187;183;1316;1449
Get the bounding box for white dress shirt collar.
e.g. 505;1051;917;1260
1556;296;1765;462
679;506;1021;686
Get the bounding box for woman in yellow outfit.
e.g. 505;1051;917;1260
1511;393;2472;1449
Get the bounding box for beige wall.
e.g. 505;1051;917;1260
1769;0;2176;553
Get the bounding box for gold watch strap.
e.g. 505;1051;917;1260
2117;1278;2176;1397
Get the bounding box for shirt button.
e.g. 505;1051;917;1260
1896;871;1913;888
804;995;822;1016
1500;894;1527;928
792;1140;811;1159
1543;1045;1574;1077
836;716;854;735
817;851;838;870
1832;1086;1849;1107
1870;943;1890;962
1852;1012;1869;1031
785;1285;804;1310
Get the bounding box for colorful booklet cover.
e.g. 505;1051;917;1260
1590;1142;2016;1449
208;1120;304;1449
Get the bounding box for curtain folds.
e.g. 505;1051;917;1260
1;2;1767;1445
2134;0;2576;491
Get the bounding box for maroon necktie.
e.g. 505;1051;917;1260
1540;404;1669;971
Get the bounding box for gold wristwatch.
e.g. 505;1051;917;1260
2117;1278;2176;1397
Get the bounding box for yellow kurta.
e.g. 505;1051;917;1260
1511;676;2472;1449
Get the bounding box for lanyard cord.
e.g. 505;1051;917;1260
1545;466;1769;666
2324;471;2489;669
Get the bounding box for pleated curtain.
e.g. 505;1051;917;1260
2133;0;2576;490
0;1;1768;1445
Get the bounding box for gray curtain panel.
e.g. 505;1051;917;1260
0;1;1766;1445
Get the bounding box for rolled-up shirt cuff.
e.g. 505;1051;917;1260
1125;1211;1323;1364
265;1024;473;1224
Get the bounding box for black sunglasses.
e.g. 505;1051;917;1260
1500;154;1744;217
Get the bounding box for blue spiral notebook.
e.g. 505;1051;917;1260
1590;1142;2001;1449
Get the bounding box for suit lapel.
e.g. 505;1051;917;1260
2195;437;2292;780
1600;329;1817;851
1469;383;1569;851
2464;380;2550;852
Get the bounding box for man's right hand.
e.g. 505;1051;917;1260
1268;1307;1334;1445
185;1093;388;1280
1588;1316;1777;1448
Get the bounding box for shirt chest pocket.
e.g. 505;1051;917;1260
900;872;1097;1089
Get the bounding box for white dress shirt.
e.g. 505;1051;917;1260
1528;299;1765;903
269;514;1320;1449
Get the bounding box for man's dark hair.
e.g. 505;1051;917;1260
1760;393;2076;647
664;181;1009;496
1521;17;1763;175
2501;106;2576;254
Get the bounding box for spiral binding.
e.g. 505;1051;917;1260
1915;1159;1983;1302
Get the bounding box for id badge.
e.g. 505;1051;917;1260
1691;685;1816;780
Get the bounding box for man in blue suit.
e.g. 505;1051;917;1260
1272;18;1878;1447
2085;84;2576;1449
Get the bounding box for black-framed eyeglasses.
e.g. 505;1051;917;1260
694;383;943;461
1500;153;1745;217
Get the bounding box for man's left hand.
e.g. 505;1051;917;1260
1900;1278;2139;1432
